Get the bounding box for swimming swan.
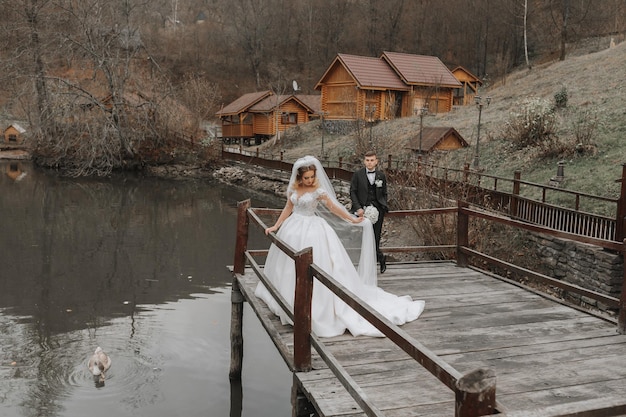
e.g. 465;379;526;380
88;347;111;383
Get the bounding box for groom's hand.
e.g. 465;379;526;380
356;208;364;218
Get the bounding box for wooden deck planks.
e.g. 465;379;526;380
232;261;626;416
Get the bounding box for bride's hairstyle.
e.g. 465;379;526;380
294;164;319;189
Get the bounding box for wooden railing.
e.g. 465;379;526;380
221;148;626;242
231;198;626;416
233;200;500;417
221;123;254;138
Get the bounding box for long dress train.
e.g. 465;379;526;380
255;189;425;338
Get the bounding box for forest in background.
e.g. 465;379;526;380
0;0;624;176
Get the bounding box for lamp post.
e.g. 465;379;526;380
416;106;428;154
320;111;328;158
473;95;491;169
365;104;376;146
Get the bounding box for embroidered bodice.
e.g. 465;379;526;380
289;188;326;216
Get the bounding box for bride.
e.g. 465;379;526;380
254;155;425;337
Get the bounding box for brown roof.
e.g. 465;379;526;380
249;94;290;112
248;94;320;114
296;95;321;114
215;90;272;117
382;51;462;88
451;66;483;83
406;127;468;152
324;53;409;90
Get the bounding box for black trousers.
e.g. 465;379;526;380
373;210;385;262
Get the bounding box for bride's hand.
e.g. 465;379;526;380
265;225;278;235
352;216;364;224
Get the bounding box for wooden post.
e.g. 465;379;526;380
230;378;243;417
618;238;626;334
417;154;422;171
510;171;521;218
457;201;469;267
455;368;496;417
462;163;470;201
229;278;245;380
293;247;313;372
615;164;626;242
291;375;315;417
233;200;250;275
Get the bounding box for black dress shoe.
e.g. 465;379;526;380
380;255;387;274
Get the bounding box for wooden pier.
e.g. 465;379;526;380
229;200;626;416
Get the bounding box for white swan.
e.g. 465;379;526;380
88;347;112;383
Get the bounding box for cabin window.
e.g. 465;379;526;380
281;112;298;125
8;134;17;142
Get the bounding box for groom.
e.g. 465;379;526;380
350;151;389;273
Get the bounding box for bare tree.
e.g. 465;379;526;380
229;0;275;88
523;0;531;69
178;73;222;137
18;0;192;176
546;0;592;61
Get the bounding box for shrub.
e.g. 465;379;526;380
505;98;557;148
571;108;599;149
554;86;568;109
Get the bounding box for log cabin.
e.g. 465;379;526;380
381;51;462;115
406;126;469;154
451;66;483;106
314;53;409;121
216;91;320;145
314;51;463;122
3;123;26;145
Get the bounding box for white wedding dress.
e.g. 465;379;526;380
255;187;425;337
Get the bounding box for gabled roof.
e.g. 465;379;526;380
315;53;408;91
216;90;272;117
451;66;483;84
248;94;320;114
296;95;321;114
5;123;26;134
406;127;468;152
381;51;462;88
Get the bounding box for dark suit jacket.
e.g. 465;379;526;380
350;167;388;213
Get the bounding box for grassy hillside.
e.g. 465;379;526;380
258;40;626;202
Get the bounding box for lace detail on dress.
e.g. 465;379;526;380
290;188;326;216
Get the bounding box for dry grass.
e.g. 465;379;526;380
256;40;626;201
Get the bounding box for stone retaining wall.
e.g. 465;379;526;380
526;232;623;312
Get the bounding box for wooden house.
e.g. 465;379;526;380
3;123;26;145
216;91;320;145
314;53;409;121
314;51;462;121
406;127;468;154
216;91;271;144
381;51;462;115
451;66;483;106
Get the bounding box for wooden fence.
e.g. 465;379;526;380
222;146;626;242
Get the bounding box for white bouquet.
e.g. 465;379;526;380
363;205;379;224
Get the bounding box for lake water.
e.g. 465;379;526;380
0;161;292;417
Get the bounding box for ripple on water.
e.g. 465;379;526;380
17;316;167;414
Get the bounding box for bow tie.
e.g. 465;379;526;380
367;170;376;175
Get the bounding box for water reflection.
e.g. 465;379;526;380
0;161;290;417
